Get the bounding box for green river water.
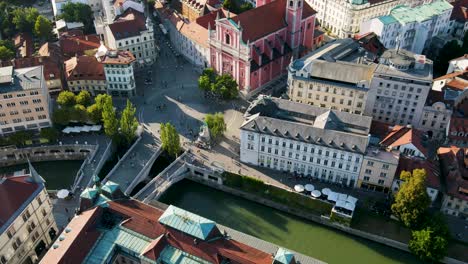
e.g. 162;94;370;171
160;179;421;264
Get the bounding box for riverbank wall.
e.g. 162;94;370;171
186;175;467;264
0;144;95;167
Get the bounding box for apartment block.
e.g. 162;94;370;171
0;163;58;264
64;56;107;96
364;49;433;126
358;146;399;193
288;58;375;114
438;146;468;218
360;1;452;54
104;8;156;70
240;95;372;187
0;66;52;136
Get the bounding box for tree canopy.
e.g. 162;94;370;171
76;90;92;106
119;100;138;146
198;68;238;99
59;2;94;33
40;127;59;142
34;15;52;40
391;169;431;228
205;113;226;139
102;96;119;139
0;45;14;60
409;226;448;262
160;122;180;157
57;91;76;107
12;7;38;33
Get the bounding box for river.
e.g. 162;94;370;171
0;160;83;190
160;179;421;264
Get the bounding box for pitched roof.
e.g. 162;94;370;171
396;156;441;189
196;9;228;29
229;0;316;42
450;0;468;22
438;146;468;200
64;55;105;81
59;33;101;57
0;175;42;233
1;57;61;81
109;8;147;40
448;116;468;142
380;125;429;158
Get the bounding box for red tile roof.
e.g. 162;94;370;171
13;33;33;58
370;120;393;140
0;175;41;231
98;50;136;65
109;8;147;40
41;200;280;264
396;156;441;189
59;33;101;58
448;116;468;142
64;55;105;81
433;70;468;81
438;146;468;200
450;0;468;22
0;57;62;81
229;0;316;42
380;125;429;158
196;9;228;29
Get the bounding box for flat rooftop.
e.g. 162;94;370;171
0;66;44;94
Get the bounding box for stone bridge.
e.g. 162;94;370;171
133;151;223;203
102;129;162;196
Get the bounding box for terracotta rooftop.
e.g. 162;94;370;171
450;0;468;22
40;200;287;264
438;146;468;200
64;55;105;81
109;8;147;40
369;120;393;140
99;50;136;64
448;116;468;142
0;57;61;81
196;9;228;29
59;33;101;58
0;175;42;233
380;125;429;158
396;156;441;189
229;0;316;42
13;33;33;58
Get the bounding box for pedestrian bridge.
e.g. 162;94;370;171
133;151;222;203
102;130;162;196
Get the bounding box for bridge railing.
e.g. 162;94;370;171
102;135;142;184
124;147;162;195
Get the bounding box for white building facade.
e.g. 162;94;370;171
359;1;452;54
306;0;430;38
240;96;372;187
364;49;433;126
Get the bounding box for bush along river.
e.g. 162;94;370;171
160;179;421;264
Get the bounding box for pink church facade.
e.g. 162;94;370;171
208;0;317;95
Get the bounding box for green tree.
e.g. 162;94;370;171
71;104;88;122
40;127;59;142
76;90;92;106
12;7;39;32
52;108;70;126
102;96;118;139
160;122;180;157
57;91;76;107
8;131;32;146
95;94;112;111
223;0;233;11
198;75;211;91
213;74;238;99
119;100;139;146
391;169;431;228
409;227;448;262
0;45;14;60
205;113;226;139
59;2;94;33
34;15;52;40
87;104;102;123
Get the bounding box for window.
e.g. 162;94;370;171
22;210;31;222
367;161;374;166
380;172;387;178
0;256;6;264
378;179;385;185
225;34;230;45
365;169;372;174
12;237;21;250
382;164;389;170
7;227;15;239
363;176;370;181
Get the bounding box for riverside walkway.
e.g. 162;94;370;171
102;130;162;195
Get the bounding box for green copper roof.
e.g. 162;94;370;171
96;194;110;208
102;181;120;193
80;187;98;199
387;1;452;25
379;15;397;25
158;245;211;264
274;248;295;264
158;205;216;241
84;226;151;264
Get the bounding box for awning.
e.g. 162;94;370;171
294;184;305;192
311;190;321;198
322;188;331;196
346;195;358;205
327;191;338;202
304;184;314;192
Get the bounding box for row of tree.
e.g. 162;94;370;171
0;127;59;147
391;169;450;262
53;91;138;147
198;68;238;100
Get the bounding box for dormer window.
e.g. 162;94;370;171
225;34;230;45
